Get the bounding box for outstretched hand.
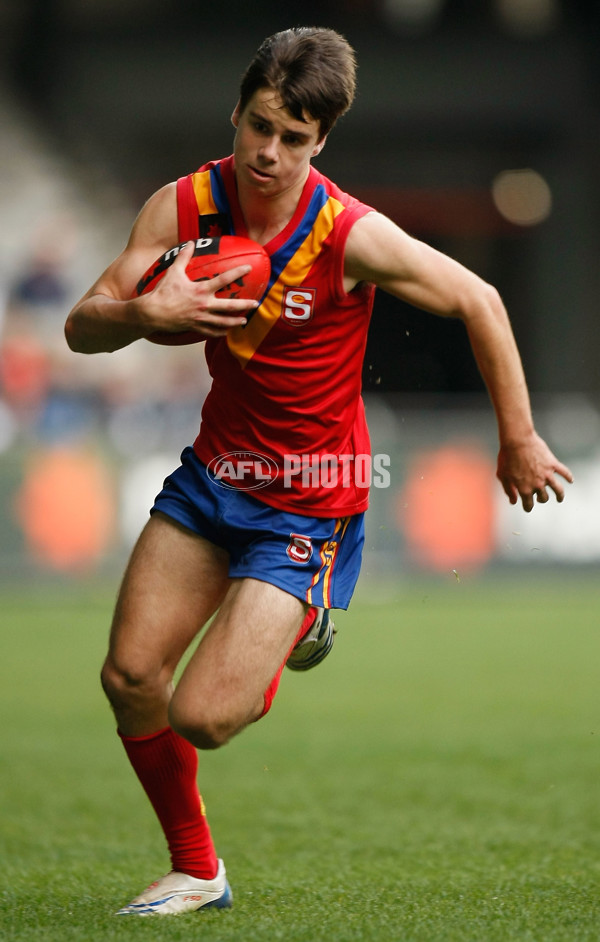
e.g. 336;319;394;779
496;432;574;513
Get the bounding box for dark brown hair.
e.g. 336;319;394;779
239;27;357;139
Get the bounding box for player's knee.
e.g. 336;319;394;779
168;700;239;751
169;713;231;750
100;655;161;710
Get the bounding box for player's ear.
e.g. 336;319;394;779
231;100;241;128
311;135;327;158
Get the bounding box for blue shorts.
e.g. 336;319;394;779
151;447;364;610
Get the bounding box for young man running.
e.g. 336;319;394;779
65;27;573;916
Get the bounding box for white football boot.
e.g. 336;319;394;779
116;858;232;916
286;607;336;671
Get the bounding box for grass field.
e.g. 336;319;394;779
1;573;600;941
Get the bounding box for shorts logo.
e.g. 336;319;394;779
286;534;313;564
282;287;316;326
207;451;278;490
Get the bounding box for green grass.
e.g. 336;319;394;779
1;574;600;940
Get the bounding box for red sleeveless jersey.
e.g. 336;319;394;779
177;155;376;517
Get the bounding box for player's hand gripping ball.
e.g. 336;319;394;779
136;236;271;345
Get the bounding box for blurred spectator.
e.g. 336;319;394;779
11;254;68;308
0;332;50;422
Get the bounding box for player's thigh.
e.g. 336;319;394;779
108;511;231;677
172;577;306;730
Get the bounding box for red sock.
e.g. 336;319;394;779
259;606;318;718
119;726;218;879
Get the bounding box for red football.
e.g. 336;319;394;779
135;236;271;346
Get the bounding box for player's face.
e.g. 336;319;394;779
232;88;325;197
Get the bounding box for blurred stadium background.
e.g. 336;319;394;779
0;0;599;586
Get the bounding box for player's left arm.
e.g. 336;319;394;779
344;211;573;512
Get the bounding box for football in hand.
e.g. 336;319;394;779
135;236;271;346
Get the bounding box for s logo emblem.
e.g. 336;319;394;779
282;287;316;326
286;534;313;564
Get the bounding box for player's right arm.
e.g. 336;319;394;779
65;183;256;354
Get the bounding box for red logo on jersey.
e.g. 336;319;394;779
282;287;316;326
286;534;313;564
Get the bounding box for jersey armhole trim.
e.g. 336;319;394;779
176;175;199;242
333;206;377;306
